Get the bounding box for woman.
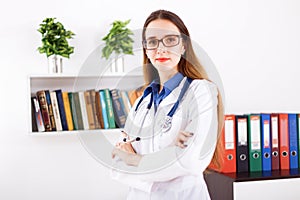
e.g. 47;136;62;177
112;9;224;200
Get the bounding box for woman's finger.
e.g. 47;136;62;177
175;131;194;148
115;142;121;147
177;134;189;143
175;140;188;148
112;148;119;159
179;131;194;137
121;130;130;141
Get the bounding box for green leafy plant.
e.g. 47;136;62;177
38;18;75;58
102;19;134;59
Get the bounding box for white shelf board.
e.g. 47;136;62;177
28;128;121;136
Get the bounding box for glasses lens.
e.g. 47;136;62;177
163;35;180;47
146;39;158;49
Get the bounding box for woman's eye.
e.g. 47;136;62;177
148;39;157;46
165;37;176;44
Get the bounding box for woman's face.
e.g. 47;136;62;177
144;19;185;73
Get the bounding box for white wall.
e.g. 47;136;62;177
1;0;300;199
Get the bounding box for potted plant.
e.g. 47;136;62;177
102;19;134;73
37;17;75;73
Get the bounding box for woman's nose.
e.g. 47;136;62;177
156;41;166;53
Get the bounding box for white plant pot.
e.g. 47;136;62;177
110;55;124;73
48;55;63;74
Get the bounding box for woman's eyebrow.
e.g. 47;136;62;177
146;36;157;39
146;34;178;40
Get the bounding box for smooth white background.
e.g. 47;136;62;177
0;0;300;199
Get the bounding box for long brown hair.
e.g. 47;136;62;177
142;10;224;169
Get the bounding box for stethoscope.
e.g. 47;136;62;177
132;77;193;135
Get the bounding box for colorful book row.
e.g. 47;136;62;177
209;113;300;173
31;88;143;132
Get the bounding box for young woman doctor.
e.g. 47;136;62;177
111;9;224;200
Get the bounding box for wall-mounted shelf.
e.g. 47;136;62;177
28;73;143;135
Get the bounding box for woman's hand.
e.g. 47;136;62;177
112;131;142;166
115;131;136;154
174;131;194;148
112;147;142;166
115;141;136;154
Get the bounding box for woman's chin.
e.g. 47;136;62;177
154;64;176;72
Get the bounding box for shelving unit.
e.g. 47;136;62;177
204;170;300;200
28;71;144;135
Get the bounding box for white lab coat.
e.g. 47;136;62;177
111;77;219;200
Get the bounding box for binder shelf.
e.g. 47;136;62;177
204;169;300;200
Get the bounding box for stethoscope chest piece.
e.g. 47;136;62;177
161;116;172;133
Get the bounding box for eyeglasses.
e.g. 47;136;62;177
143;35;182;50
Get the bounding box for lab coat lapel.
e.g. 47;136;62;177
159;77;187;107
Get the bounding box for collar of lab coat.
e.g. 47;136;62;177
158;76;188;107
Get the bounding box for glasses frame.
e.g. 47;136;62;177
142;34;182;50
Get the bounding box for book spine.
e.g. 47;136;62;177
31;96;45;132
50;91;62;131
62;92;74;131
31;97;38;132
99;90;109;129
45;90;56;131
95;91;104;129
73;92;84;130
104;89;116;128
120;90;131;117
128;89;138;106
37;90;52;131
55;89;68;131
68;92;78;130
84;91;95;129
111;89;126;128
78;91;89;130
90;90;101;129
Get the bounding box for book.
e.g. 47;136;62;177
136;86;144;99
102;88;116;128
128;89;138;106
62;92;74;131
89;89;101;129
31;97;38;132
50;91;62;131
99;90;109;129
95;91;104;129
120;90;131;117
110;89;126;128
84;90;96;129
68;92;79;130
78;91;89;130
36;90;52;131
55;89;68;131
31;96;45;132
73;92;84;130
45;90;56;131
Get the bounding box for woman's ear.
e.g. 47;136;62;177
181;47;186;55
181;41;186;55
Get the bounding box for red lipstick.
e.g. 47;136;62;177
156;58;170;62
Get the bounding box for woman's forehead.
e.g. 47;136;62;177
145;19;180;38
